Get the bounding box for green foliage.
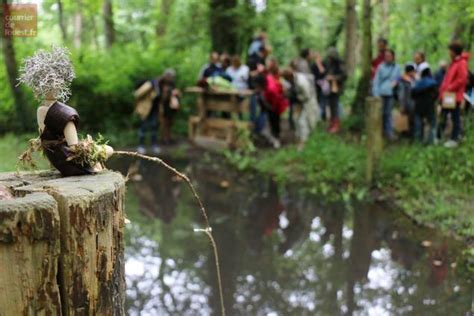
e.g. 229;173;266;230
387;0;474;66
224;123;257;170
247;129;367;201
379;125;474;237
0;134;48;172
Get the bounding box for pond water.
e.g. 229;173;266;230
108;153;472;316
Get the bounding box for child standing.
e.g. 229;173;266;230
411;65;438;144
397;64;416;138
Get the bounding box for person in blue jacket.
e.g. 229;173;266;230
373;49;401;139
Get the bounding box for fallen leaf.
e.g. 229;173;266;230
421;240;432;247
220;180;230;188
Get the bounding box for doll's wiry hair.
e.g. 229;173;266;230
18;46;75;102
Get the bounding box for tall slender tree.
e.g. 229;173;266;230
73;0;83;49
351;0;372;123
209;0;239;54
379;0;389;38
344;0;357;76
326;18;345;49
103;0;115;47
156;0;173;37
56;0;68;43
1;0;30;131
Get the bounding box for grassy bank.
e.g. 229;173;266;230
226;124;474;243
0;134;49;172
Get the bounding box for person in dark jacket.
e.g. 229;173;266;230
199;52;231;82
434;60;448;86
248;46;269;133
311;51;329;121
397;64;416;138
412;65;438;144
324;47;346;133
158;69;180;145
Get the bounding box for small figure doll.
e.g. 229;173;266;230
18;46;113;176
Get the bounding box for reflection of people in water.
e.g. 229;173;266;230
133;160;181;224
244;178;284;255
278;195;306;254
428;242;449;287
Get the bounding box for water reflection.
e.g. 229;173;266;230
108;155;472;316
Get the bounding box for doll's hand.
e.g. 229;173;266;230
105;145;114;159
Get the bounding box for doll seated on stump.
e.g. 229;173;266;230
19;46;113;176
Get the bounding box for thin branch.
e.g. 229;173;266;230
113;151;225;316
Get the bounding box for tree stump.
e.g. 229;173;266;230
366;96;383;184
0;170;125;315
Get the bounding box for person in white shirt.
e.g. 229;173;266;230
413;51;429;79
226;55;250;90
282;67;320;149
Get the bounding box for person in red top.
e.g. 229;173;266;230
438;40;469;147
263;58;289;148
371;38;388;79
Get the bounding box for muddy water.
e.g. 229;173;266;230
108;153;472;316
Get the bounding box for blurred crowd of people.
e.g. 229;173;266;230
197;32;349;150
372;38;472;147
133;32;472;153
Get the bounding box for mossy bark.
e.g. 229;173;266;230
366;97;383;184
0;170;125;315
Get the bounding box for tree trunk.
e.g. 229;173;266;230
56;0;67;43
0;0;30;131
344;0;357;76
91;15;100;49
0;171;126;315
326;17;345;49
209;0;239;54
156;0;173;37
285;12;303;53
0;191;61;314
366;97;383;183
103;0;115;48
73;1;83;49
379;0;389;38
351;0;372;123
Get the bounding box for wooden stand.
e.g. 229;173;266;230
366;97;383;184
0;171;125;315
186;87;253;149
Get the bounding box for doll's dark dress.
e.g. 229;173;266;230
40;101;94;177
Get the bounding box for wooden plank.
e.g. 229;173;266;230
186;86;253;96
193;135;230;150
203;118;251;130
205;98;238;112
188;116;201;140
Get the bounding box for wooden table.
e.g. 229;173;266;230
186;87;254;149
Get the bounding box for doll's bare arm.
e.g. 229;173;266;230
37;106;48;132
64;122;79;146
